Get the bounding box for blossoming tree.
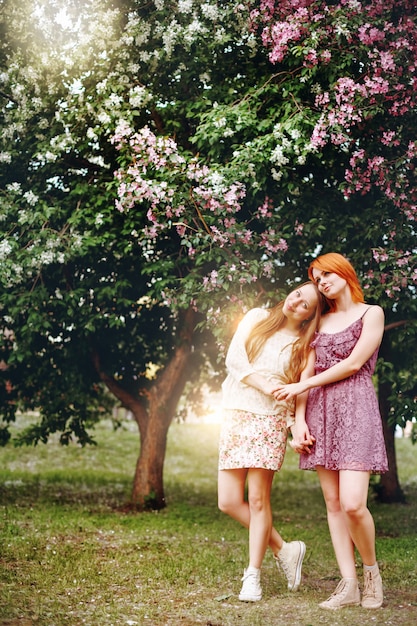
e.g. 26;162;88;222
0;0;415;508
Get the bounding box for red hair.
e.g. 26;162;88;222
308;253;364;312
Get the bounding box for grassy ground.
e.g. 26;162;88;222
0;415;416;626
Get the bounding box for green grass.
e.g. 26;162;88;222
1;416;417;625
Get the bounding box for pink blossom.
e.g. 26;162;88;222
259;232;288;254
381;131;398;146
396;254;410;267
372;249;388;263
378;50;395;72
243;230;253;243
364;75;389;96
304;48;318;66
321;50;332;63
358;24;385;45
257;198;273;218
294;221;304;235
315;91;330;108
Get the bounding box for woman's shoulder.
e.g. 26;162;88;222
236;307;269;331
362;303;384;322
243;307;269;321
318;303;384;334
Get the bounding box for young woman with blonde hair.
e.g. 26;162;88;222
218;281;324;602
275;253;387;610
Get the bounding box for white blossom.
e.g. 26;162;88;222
105;93;123;108
186;19;207;35
209;171;224;189
213;27;226;43
347;0;361;9
71;235;83;249
162;20;181;56
23;190;39;206
96;80;108;94
39;250;55;265
129;86;151;108
178;0;194;13
214;117;227;128
3;122;24;139
127;63;140;74
201;3;219;20
87;128;98;141
44;151;58;162
334;20;350;37
0;240;12;260
271;145;290;167
97;111;111;125
50;134;74;151
17;210;28;224
6;182;22;193
199;72;211;85
48;335;63;344
271;168;283;181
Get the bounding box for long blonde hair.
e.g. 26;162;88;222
245;282;324;382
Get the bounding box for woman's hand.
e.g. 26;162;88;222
273;380;309;400
289;438;315;454
290;423;315;454
241;373;279;396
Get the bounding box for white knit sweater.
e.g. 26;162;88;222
221;308;296;426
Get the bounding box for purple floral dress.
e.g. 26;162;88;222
300;316;388;473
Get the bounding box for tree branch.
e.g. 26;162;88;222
384;320;410;332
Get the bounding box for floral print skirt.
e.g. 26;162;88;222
218;409;288;471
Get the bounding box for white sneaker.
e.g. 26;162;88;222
238;567;262;602
275;540;306;591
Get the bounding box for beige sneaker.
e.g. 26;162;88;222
275;540;306;591
319;578;360;609
362;566;383;609
238;568;262;602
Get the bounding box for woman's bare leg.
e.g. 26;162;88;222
218;468;284;558
316;467;357;578
339;470;376;566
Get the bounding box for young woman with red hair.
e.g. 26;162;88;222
275;252;388;610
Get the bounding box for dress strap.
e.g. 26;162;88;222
360;306;373;320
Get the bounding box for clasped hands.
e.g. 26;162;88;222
266;381;314;454
272;380;307;401
289;435;315;455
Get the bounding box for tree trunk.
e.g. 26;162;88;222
130;307;196;509
376;333;406;503
92;307;196;510
130;403;170;510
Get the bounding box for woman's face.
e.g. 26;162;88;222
283;284;318;323
311;268;347;299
